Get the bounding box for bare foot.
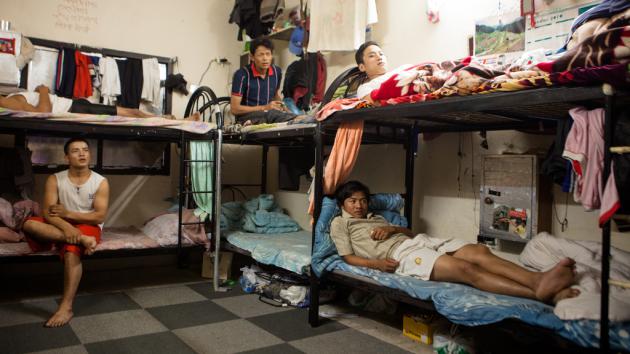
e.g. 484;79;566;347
183;112;200;121
552;287;581;304
80;235;97;255
535;258;576;303
45;307;73;327
242;120;252;126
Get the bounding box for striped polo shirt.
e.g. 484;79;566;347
231;63;283;107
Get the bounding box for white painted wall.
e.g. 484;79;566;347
0;0;242;227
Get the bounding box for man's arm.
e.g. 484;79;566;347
229;94;283;116
42;175;81;244
0;86;52;112
343;254;399;273
371;225;413;240
49;179;110;225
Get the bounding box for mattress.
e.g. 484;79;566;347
225;229;311;274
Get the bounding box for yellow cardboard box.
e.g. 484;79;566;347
403;314;434;345
201;251;233;280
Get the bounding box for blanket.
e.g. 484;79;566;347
220;195;301;234
520;232;630;321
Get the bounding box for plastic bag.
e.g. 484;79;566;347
239;265;269;293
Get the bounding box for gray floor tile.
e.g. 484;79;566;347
0;322;80;354
174;319;283;354
27;345;88;354
85;332;196;354
147;300;239;330
126;285;207;308
248;308;347;342
70;309;167;344
69;292;140;317
0;299;59;327
187;282;245;299
290;328;413;354
236;343;305;354
212;294;293;318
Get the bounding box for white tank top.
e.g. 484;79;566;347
9;92;73;114
55;170;106;228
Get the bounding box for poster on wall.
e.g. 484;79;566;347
524;0;599;52
475;12;525;56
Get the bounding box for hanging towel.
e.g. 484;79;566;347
141;58;161;107
99;57;121;105
308;0;378;52
190;141;214;221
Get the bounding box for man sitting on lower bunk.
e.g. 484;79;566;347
330;180;580;304
22;137;110;327
0;84;200;120
230;37;310;125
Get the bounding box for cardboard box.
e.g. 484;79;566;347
201;251;233;280
403;314;434;345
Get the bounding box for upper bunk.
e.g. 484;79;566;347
0;111;217;142
325;85;628;132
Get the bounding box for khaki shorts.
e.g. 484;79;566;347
391;234;470;280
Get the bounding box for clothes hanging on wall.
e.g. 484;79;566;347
282;53;326;111
99;57;121;105
229;0;273;41
56;48;76;98
116;57;143;109
141;57;161;108
278;145;314;191
260;0;285;24
73;51;93;99
307;0;378;52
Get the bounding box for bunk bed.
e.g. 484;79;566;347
308;82;630;352
0;111;221;268
186;67;628;350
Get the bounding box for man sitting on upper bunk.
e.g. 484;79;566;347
330;180;580;305
0;84;199;120
230;37;310;125
22;138;109;327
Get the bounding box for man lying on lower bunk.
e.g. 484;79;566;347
0;84;199;120
330;180;580;304
22;137;110;328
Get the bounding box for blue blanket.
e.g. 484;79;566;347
312;194;630;350
220;195;301;234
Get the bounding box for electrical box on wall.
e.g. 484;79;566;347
479;155;551;243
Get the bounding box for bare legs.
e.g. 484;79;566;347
431;244;579;304
46;252;81;327
22;220;97;326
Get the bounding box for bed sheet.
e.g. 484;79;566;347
313;196;630;350
225;229;311;274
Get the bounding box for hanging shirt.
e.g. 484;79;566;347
231;63;282;107
73;50;93;99
141;58;161;108
99;57;121;105
308;0;378;52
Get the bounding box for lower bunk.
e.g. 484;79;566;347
310;195;630;352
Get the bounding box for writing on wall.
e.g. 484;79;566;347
52;0;98;33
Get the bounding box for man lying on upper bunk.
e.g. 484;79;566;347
230;37;311;125
0;84;200;120
22;138;108;328
330;180;580;305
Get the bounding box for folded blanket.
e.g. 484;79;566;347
221;194;301;234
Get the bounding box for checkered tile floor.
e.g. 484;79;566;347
0;281;429;353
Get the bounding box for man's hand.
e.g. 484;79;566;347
35;85;50;94
370;226;396;240
63;226;81;244
264;101;285;112
375;258;399;272
49;204;69;218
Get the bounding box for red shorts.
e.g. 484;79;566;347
25;216;101;260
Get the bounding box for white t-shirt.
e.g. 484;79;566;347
55;169;106;229
308;0;378;52
356;64;415;99
9;91;73;114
